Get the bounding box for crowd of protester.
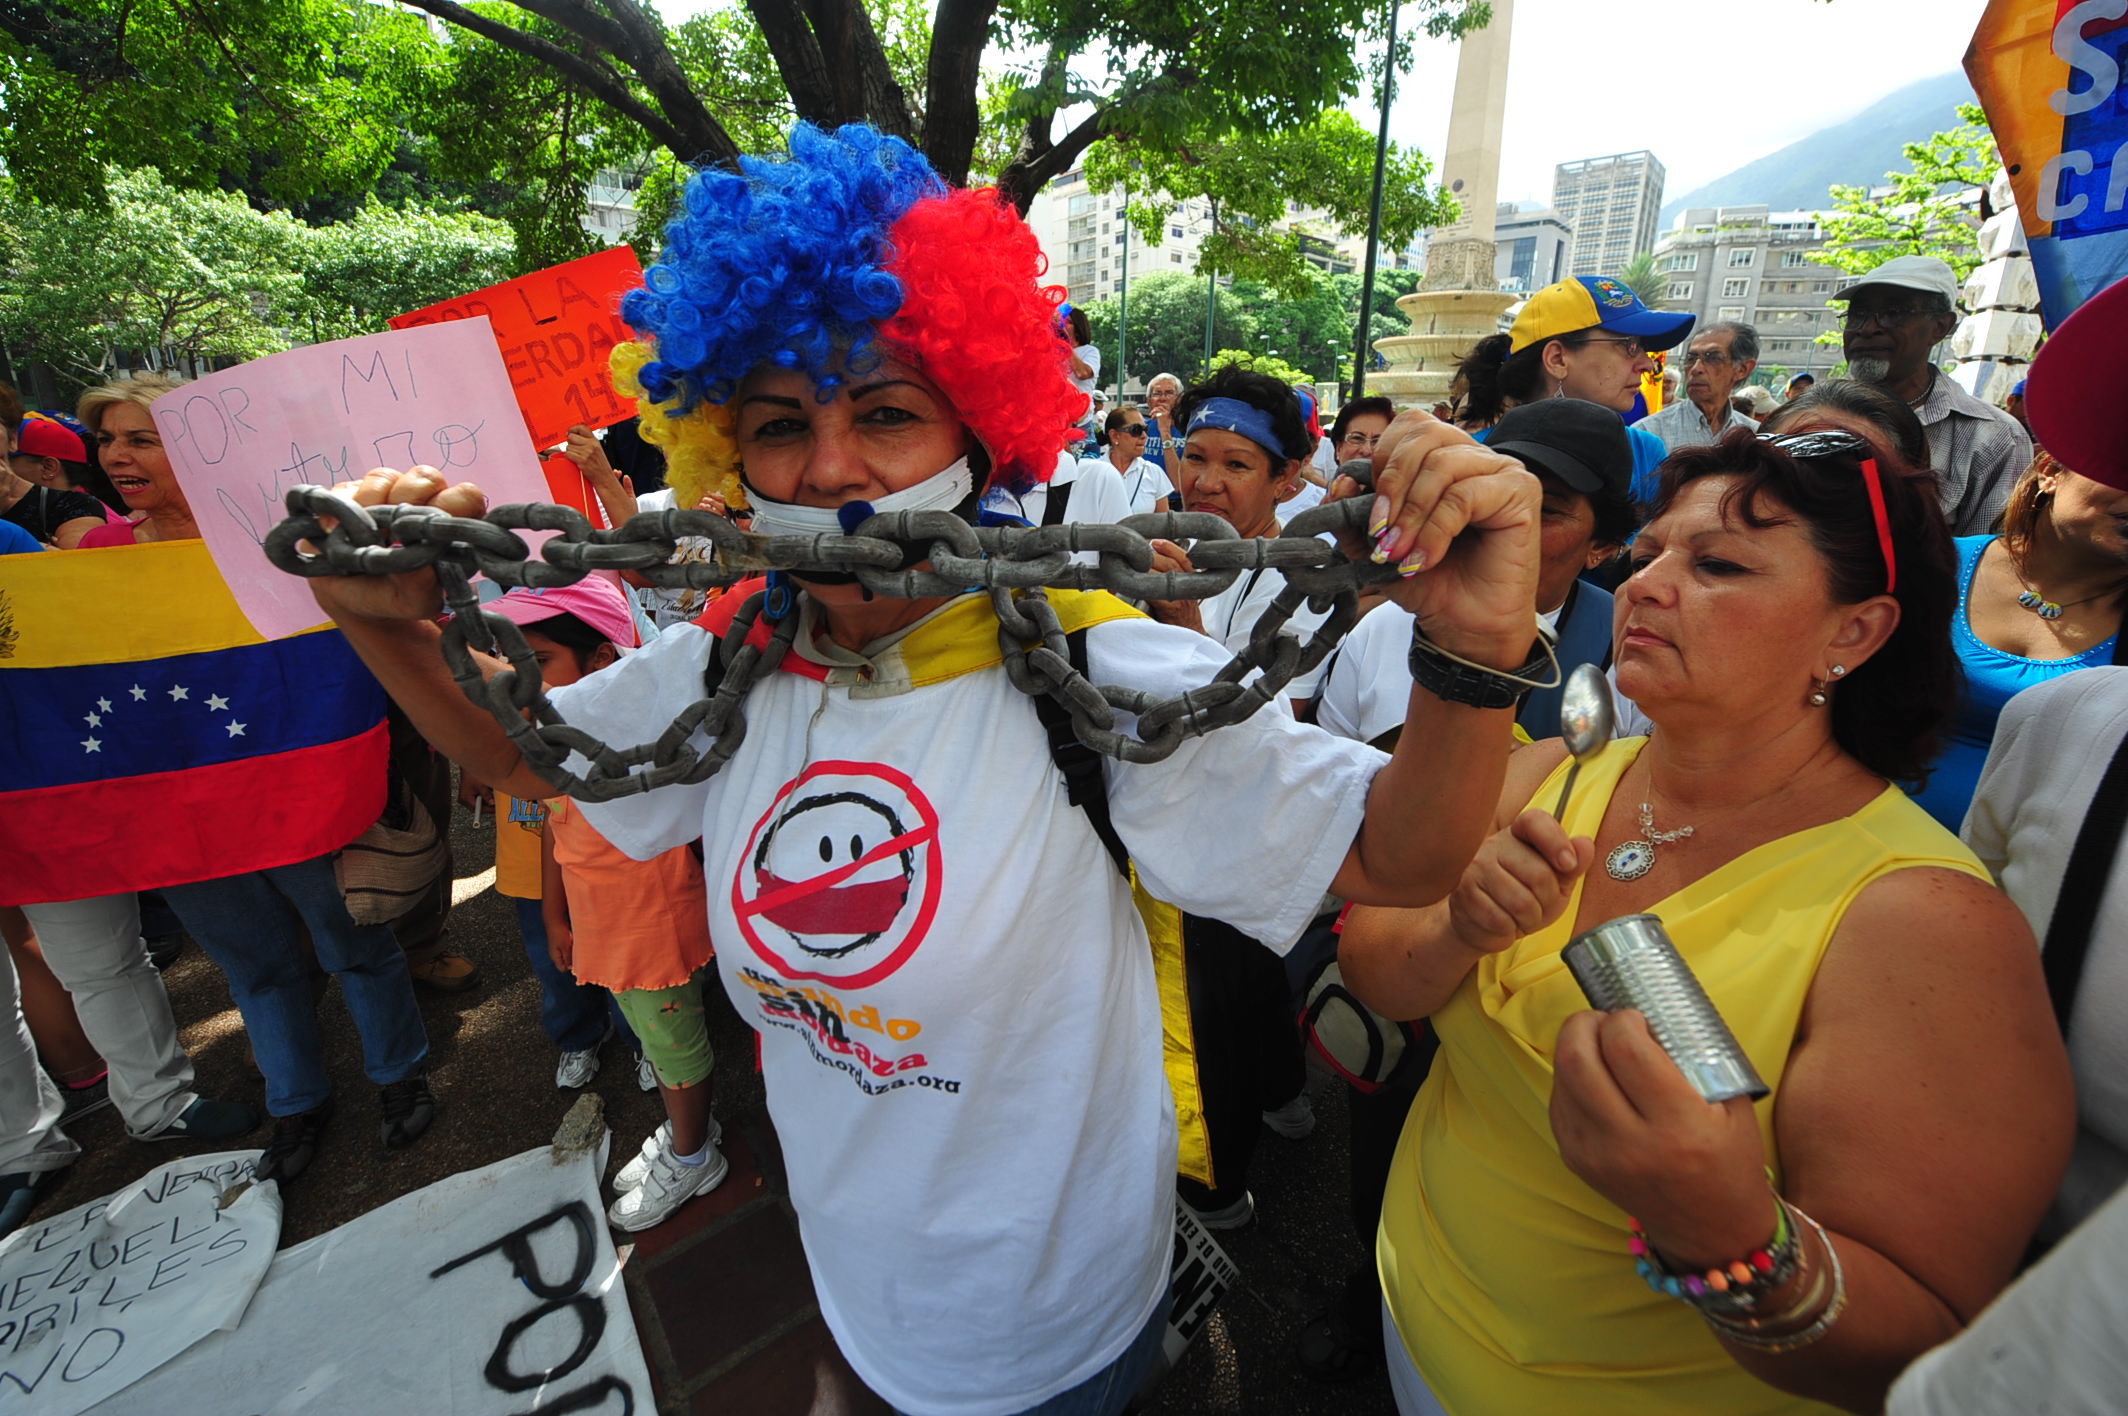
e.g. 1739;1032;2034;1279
3;121;2125;1416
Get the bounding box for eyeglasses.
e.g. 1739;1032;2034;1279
1681;350;1733;367
1339;432;1383;452
1842;304;1933;331
1118;424;1148;436
1579;334;1646;358
1759;430;1897;595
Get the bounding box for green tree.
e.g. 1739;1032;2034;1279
1818;103;1996;284
3;0;1491;230
0;168;304;386
1082;272;1254;390
1208;348;1314;388
1081;112;1455;298
288;201;520;343
1615;251;1665;307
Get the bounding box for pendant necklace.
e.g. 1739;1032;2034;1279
2016;585;2114;621
1605;800;1695;882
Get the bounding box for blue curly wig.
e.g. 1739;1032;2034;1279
617;122;1087;494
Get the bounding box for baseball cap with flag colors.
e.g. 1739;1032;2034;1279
1509;276;1696;356
483;576;640;651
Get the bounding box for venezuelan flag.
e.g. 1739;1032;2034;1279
0;541;387;906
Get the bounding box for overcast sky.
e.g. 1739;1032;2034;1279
657;0;1990;206
1384;0;1991;207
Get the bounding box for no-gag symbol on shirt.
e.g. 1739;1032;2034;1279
732;761;943;989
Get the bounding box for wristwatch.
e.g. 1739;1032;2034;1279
1407;625;1550;710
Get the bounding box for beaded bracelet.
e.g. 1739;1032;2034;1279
1703;1209;1848;1353
1628;1199;1800;1316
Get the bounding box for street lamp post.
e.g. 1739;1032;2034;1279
1351;0;1400;398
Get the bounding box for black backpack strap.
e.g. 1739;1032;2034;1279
1031;625;1129;877
1041;477;1076;527
2041;725;2128;1033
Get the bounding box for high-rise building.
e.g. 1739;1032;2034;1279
1494;203;1574;294
1552;151;1666;276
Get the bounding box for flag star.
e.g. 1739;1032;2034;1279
84;711;102;727
206;694;229;712
81;737;102;754
168;685;189;701
129;684;147;701
225;721;247;738
96;697;113;713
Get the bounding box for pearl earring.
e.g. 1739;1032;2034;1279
1829;664;1847;678
1808;680;1829;707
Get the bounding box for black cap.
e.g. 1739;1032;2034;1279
1488;399;1633;501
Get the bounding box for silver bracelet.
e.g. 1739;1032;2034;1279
1704;1208;1848;1353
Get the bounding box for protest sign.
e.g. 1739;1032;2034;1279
1967;0;2128;325
1133;1200;1240;1398
85;1141;651;1416
0;1153;279;1416
150;320;554;640
390;248;647;524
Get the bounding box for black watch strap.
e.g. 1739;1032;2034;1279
1407;625;1547;710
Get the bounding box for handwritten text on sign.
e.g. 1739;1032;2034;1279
0;1153;279;1416
82;1143;652;1415
151;320;553;639
389;246;646;453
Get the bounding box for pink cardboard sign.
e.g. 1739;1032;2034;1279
151;320;553;639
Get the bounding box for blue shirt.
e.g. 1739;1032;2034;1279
1911;535;2118;828
0;519;40;556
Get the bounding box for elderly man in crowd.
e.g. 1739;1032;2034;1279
1638;320;1761;453
1840;254;2031;535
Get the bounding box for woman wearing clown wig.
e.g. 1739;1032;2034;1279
308;123;1547;1416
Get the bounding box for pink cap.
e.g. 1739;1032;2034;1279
483;576;639;650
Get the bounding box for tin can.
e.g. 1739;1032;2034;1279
1562;913;1769;1103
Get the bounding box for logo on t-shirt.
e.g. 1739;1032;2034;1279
731;761;942;989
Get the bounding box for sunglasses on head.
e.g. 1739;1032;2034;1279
1757;430;1897;595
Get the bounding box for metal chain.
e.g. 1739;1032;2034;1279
267;486;1398;800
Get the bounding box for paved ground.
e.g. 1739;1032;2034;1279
28;794;1397;1415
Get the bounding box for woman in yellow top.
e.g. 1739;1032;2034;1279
1342;427;2076;1415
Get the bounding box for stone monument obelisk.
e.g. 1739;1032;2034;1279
1374;0;1521;403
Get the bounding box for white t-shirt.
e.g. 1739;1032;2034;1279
1071;343;1101;397
1886;1181;2128;1416
549;598;1380;1415
1317;603;1564;745
1312;436;1341;482
1963;666;2128;1240
1275;477;1329;525
1195;558;1335;702
981;456;1134;529
630;486;722;630
1077;455;1174;517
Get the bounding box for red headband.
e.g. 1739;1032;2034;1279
1858;457;1896;596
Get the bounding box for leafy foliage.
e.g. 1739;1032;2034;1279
1080;266;1422;391
1615;251;1665;306
1081;112;1454;298
1818;103;1995;283
0;168;516;394
1208;348;1315;388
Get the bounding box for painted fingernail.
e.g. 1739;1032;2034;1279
1369;497;1389;538
1397;549;1427;577
1370;543;1392;565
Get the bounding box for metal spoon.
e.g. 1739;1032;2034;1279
1553;663;1615;820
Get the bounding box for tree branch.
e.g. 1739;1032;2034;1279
999;101;1112;213
401;0;718;164
795;0;914;138
591;0;742;166
742;0;838;126
920;0;998;183
504;0;632;55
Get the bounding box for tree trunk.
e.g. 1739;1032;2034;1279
919;0;1000;184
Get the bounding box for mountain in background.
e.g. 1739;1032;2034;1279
1659;71;1978;225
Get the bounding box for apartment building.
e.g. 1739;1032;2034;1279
1552;151;1666;275
1494;203;1574;294
1653;206;1847;377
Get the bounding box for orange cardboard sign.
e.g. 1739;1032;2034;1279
390;247;646;454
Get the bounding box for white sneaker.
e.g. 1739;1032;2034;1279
1191;1191;1256;1231
608;1134;730;1231
635;1052;659;1093
555;1047;601;1089
1262;1092;1317;1140
613;1122;673;1194
614;1117;722;1193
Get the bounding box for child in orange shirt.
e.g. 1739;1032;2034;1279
485;579;724;1232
